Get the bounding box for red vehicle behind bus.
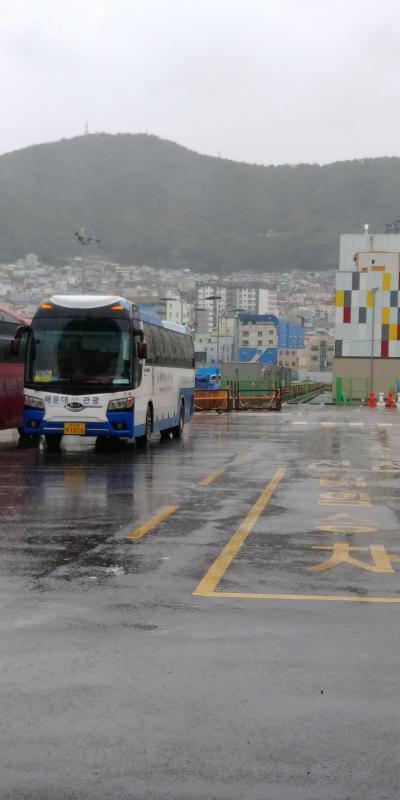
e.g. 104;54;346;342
0;307;27;432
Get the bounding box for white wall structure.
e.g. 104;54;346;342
339;233;400;271
166;299;192;325
257;288;278;314
194;333;234;363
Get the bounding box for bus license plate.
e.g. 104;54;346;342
64;423;86;435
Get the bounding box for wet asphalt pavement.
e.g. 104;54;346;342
1;405;400;799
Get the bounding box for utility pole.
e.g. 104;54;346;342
370;287;378;394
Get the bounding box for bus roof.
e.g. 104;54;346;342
49;294;131;310
40;295;191;335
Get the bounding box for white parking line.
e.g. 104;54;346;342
378;423;393;427
320;422;336;427
292;421;308;425
349;422;364;427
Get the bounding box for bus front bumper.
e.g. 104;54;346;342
23;410;139;438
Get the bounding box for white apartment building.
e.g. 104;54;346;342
236;286;278;314
25;253;40;269
196;283;228;327
165;298;192;326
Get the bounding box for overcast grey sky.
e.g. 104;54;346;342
0;0;399;165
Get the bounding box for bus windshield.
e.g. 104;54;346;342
26;317;133;388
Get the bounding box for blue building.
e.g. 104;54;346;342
237;314;304;364
278;321;305;349
237;314;279;363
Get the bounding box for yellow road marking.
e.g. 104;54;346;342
309;543;399;573
313;513;378;535
234;448;249;461
198;467;227;486
319;476;366;487
319;490;371;507
199;449;250;485
193;468;286;596
207;592;400;604
128;505;178;539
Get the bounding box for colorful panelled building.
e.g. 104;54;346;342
334;248;400;398
335;270;400;359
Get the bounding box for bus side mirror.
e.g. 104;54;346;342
9;338;20;355
137;341;147;360
9;325;31;356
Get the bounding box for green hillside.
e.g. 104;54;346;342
0;132;398;272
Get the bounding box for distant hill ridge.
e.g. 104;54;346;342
0;132;399;272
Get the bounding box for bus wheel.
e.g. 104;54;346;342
18;433;40;448
136;404;153;447
45;433;63;451
172;400;185;439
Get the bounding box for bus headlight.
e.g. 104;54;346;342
107;397;134;411
24;394;45;410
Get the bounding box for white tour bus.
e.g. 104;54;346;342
17;295;195;449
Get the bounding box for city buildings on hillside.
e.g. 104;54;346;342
0;253;336;366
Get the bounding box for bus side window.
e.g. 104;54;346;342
176;333;185;367
171;331;181;367
142;323;154;364
151;326;163;366
164;329;175;367
160;327;171;366
178;332;194;368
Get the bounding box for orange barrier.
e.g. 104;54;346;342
194;389;230;412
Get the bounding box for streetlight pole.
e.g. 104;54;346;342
204;294;222;364
74;226;101;293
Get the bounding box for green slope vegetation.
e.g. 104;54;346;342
0;132;398;272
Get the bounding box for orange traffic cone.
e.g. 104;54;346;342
367;391;377;408
386;390;395;408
